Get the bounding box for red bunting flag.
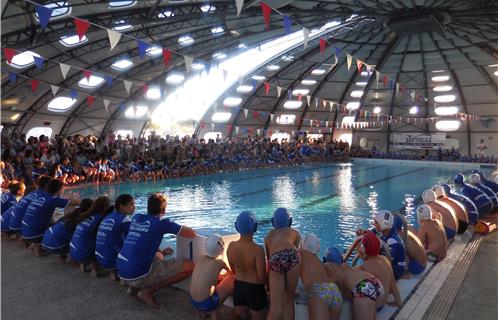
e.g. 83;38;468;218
252;110;259;118
87;95;95;106
319;38;327;56
356;60;363;73
31;79;40;92
162;48;172;66
227;125;232;133
383;75;389;88
74;18;90;41
260;2;272;31
3;48;16;64
142;84;148;96
200;122;205;129
83;70;92;80
298;95;302;102
264;82;270;95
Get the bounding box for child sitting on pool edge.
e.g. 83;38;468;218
189;234;234;320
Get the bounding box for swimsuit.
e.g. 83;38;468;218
309;282;343;308
233;280;268;311
269;248;300;274
190;292;220;312
426;251;439;263
351;278;384;301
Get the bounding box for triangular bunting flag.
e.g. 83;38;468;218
4;48;16;64
264;82;270;95
124;80;132;94
356;59;363;72
103;99;110;113
283;15;292;35
244;109;248;118
142;84;148;96
236;0;244;16
137;40;149;59
184;55;194;73
277;86;283;97
60;63;71;79
83;70;92;80
34;56;45;70
162;49;172;66
50;85;59;96
319;38;327;56
252;110;259;118
383;75;389;88
74;18;90;41
303;28;310;49
87;95;95;106
235;126;239;134
8;72;17;83
107;29;121;51
260;2;272;31
307;95;311;106
35;4;52;30
31;79;40;92
257;129;261;135
105;76;113;87
222;69;228;81
270;114;274;122
346;54;352;70
70;89;77;99
376;71;380;84
211;123;215;130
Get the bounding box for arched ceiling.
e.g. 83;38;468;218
2;0;498;151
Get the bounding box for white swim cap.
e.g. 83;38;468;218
417;204;432;221
433;186;445;198
469;173;480;184
301;233;320;255
422;190;436;204
374;210;394;230
205;233;224;258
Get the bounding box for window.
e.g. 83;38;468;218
109;1;136;8
282;55;294;61
223;97;242;107
35;1;70;20
236;85;253;93
7;51;41;69
360;71;371;77
10;113;20;121
435;120;461;132
211;26;224;35
191;63;205;71
211;112;231;122
434;94;456;103
78;75;105;89
251;75;265;81
311;69;326;75
200;4;216;13
432;70;446;73
350;90;364;98
373;106;381;114
27;127;53;139
213;52;227;60
266;65;280;71
292;89;309;96
178;35;194;46
59;35;88;47
346;102;360;111
433;85;452;92
271;132;290;141
158;10;174;18
338;133;352;145
432;75;450;82
48;96;77;112
307;134;323;141
355;81;367;86
283;100;302;109
434;106;459;116
146;46;162;57
112;59;134;71
113;20;133;31
494;70;498;77
166;74;184;84
204;132;222;141
146;87;162;100
238;43;247;49
276;115;295;125
125;106;148;118
409;106;418;114
301;79;317;86
342;116;355;124
115;129;133;138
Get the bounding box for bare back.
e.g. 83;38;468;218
418;220;447;259
405;230;427;266
299;250;331;290
430;201;458;231
440;197;468;223
190;255;224;301
265;228;300;255
227;238;266;285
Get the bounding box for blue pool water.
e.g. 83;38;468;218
67;162;486;252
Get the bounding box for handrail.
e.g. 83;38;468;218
343;237;362;263
344;233;392;266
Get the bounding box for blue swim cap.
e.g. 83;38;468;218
323;247;343;264
235;211;257;235
441;183;451;195
454;173;464;185
393;215;403;231
472;170;484;179
271;208;292;228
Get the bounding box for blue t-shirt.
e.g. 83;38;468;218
9;191;39;231
69;213;103;262
21;191;70;239
117;214;182;280
1;207;14;232
42;220;74;251
95;211;132;269
381;229;406;280
1;192;17;213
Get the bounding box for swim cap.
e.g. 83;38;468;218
323;246;343;264
422;190;436;204
361;231;381;256
301;233;320;255
469;173;480;184
374;210;394;230
272;207;292;228
205;233;224;258
417;204;432;221
441;183;451;195
433;186;445;198
393;214;403;231
454;173;464;185
235;211;257;235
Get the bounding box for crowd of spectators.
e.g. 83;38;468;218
0;131;350;188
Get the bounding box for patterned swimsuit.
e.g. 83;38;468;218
309;282;343;308
269;248;300;273
351;277;384;301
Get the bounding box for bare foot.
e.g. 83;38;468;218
126;287;140;298
109;271;119;281
137;290;160;308
90;268;98;277
79;263;86;273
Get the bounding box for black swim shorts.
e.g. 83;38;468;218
233;280;267;311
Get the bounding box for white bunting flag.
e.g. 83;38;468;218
107;30;122;51
315;100;318;109
291;130;295;136
50;85;59;96
236;0;244;16
235;126;239;134
346;54;352;70
306;95;311;106
330;103;333;112
211;123;215;130
395;83;400;94
60;63;70;79
184;55;194;73
124;80;132;94
103;99;110;113
303;28;310;49
243;109;248;118
318;129;321;134
277;86;283;97
325;121;329;127
270;114;274;122
257;129;261;135
376;71;380;84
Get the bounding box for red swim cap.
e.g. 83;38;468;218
361;231;380;256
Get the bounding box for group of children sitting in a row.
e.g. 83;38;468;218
1;170;496;320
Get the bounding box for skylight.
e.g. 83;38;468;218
27;127;53;139
213;52;227;60
282;55;294;61
211;112;231;122
266;65;280;71
236;85;253;93
276;114;295;125
35;1;70;19
47;96;77;112
125;106;148;118
292;89;309;96
409;106;418;114
109;1;136;8
373;106;381;114
211;26;224;35
191;63;205;71
223;97;242;107
355;81;368;86
115;129;133;138
301;79;317;86
166;74;185;84
251;75;266;81
271;132;290;141
200;4;216;13
360;71;371;77
60;35;88;47
158;10;175;18
112;59;134;70
311;69;326;75
434;94;456;103
350;90;364;98
7;51;41;69
432;70;446;73
342;116;355;124
494;70;498;77
435;120;461;132
432;75;450;82
146;87;162;100
178;35;194;45
346;102;360;110
320;21;341;30
238;43;247;49
283;100;302;109
113;20;133;31
433;85;453;92
146;46;162;57
78;75;105;89
435;106;459;116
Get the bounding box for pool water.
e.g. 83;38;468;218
67;162;484;254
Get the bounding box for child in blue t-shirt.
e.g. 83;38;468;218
1;182;26;213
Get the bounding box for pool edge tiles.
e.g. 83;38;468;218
351;158;497;170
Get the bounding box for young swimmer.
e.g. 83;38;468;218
70;196;111;276
299;233;342;320
189;234;235;320
95;194;135;281
117;193;196;308
353;231;401;308
227;211;268;320
41;198;94;261
21;179;80;256
324;247;385;320
1;183;27;238
432;185;469;234
416;205;447;262
265;208;301;320
392;216;427;276
422;190;458;240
